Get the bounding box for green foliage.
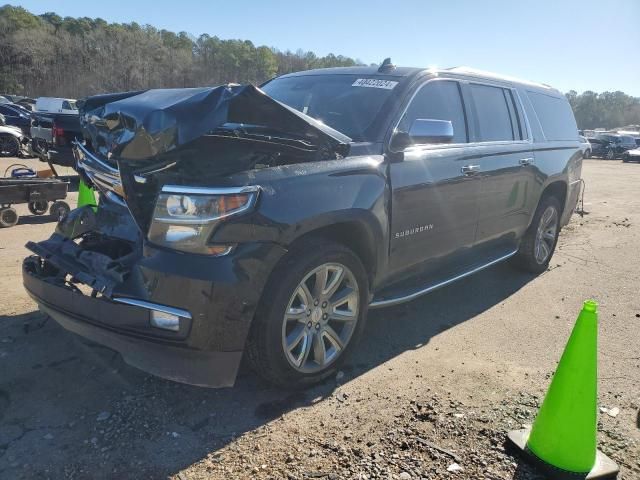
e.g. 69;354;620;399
0;6;362;97
566;90;640;130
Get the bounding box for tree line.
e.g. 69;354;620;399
566;90;640;131
1;5;639;131
0;5;361;98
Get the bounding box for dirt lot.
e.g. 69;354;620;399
0;159;638;480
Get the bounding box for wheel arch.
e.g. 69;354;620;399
282;212;383;289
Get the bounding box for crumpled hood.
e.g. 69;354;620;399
75;84;352;233
77;84;351;162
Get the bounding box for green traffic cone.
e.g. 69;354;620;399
77;179;97;210
507;300;619;479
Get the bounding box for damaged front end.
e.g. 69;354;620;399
22;84;341;386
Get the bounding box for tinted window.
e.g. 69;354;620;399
527;91;578;141
397;81;467;143
469;84;517;142
262;74;398;141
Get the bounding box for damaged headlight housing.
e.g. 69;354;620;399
148;185;260;255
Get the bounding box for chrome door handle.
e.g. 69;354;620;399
519;157;534;166
461;164;480;176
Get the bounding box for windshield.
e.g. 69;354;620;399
261;74;398;141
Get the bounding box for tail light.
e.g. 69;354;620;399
53;123;66;146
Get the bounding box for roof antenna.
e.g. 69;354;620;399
378;58;395;73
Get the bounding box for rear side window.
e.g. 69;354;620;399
469;84;520;142
527;91;578;141
398;80;468;143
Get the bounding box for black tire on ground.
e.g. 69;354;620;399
28;200;49;215
246;238;369;389
0;207;19;228
0;134;20;157
510;195;562;274
584;149;591;159
49;201;71;221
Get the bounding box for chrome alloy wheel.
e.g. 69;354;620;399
281;262;359;373
534;205;558;264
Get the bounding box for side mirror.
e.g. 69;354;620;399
391;119;454;151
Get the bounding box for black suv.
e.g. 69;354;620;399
588;133;637;159
23;64;583;388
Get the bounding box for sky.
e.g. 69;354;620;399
8;0;640;95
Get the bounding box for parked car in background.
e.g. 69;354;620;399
16;97;36;111
622;147;640;163
579;135;591;158
588;134;637;159
0;104;31;136
0;112;27;157
30;111;81;167
34;97;78;115
23;64;583;388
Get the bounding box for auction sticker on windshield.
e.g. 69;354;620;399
352;78;399;89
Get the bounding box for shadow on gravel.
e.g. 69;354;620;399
0;262;534;479
16;214;61;226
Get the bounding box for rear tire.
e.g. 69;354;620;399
246;239;369;388
0;207;19;228
511;195;562;274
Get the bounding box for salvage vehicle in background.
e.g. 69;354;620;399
579;135;591;158
23;63;583;388
0;103;31;136
589;133;637;159
0;113;27;157
34;97;78;115
622;147;640;163
30;111;81;167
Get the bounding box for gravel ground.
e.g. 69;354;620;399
0;158;638;479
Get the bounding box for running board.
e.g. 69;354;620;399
369;249;518;309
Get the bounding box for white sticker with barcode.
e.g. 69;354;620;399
352;78;398;89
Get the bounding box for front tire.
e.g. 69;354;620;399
0;134;20;157
511;196;561;274
246;239;369;388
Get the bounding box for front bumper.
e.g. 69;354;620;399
23;233;287;387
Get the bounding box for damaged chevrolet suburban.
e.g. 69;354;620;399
22;63;583;388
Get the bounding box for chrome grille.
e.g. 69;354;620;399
73;142;126;205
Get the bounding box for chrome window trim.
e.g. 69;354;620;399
112;297;192;319
388;77;469;153
388;77;535;154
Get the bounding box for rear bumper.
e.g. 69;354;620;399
31;139;76;167
23;236;287;387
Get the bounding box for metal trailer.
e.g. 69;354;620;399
0;177;70;227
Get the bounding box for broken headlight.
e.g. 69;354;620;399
148;185;260;255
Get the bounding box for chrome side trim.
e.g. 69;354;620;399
112;297;192;319
369;249;518;309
